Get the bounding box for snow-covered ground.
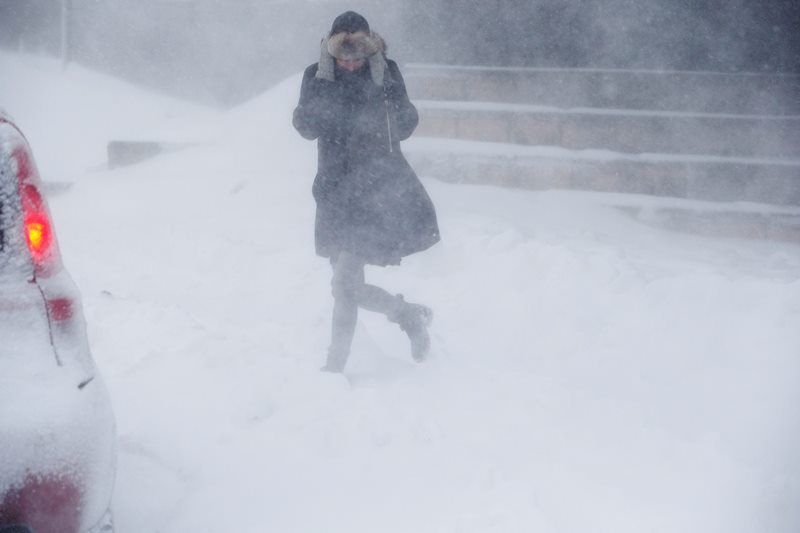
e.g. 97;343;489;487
2;51;800;533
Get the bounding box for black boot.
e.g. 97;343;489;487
392;295;433;362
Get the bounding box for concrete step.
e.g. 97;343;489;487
617;204;800;243
403;138;800;206
107;140;195;168
413;101;800;159
405;64;800;116
107;141;164;168
405;138;800;243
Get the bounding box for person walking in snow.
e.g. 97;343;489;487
292;11;440;373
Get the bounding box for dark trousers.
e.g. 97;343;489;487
326;251;401;370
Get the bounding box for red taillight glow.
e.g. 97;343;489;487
22;184;54;264
28;221;46;248
11;146;58;275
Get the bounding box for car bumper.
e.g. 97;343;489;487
0;371;115;533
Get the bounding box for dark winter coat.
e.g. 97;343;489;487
292;57;440;266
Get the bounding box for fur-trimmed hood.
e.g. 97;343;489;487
316;31;387;86
327;31;385;60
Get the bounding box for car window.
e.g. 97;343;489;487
0;167;10;272
0;155;9;259
0;196;5;253
0;150;10;259
0;144;25;276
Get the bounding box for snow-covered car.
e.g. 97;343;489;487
0;112;116;533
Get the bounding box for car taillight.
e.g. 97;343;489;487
22;184;53;263
47;297;74;321
12;146;59;277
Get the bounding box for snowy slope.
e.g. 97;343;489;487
2;52;799;533
0;52;217;184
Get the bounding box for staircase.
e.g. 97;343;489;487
403;64;800;208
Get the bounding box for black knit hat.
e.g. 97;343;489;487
330;11;370;35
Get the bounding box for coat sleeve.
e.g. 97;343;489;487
293;65;337;140
385;60;419;141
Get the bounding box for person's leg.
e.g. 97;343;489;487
323;251;364;372
324;251;434;369
356;283;401;315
